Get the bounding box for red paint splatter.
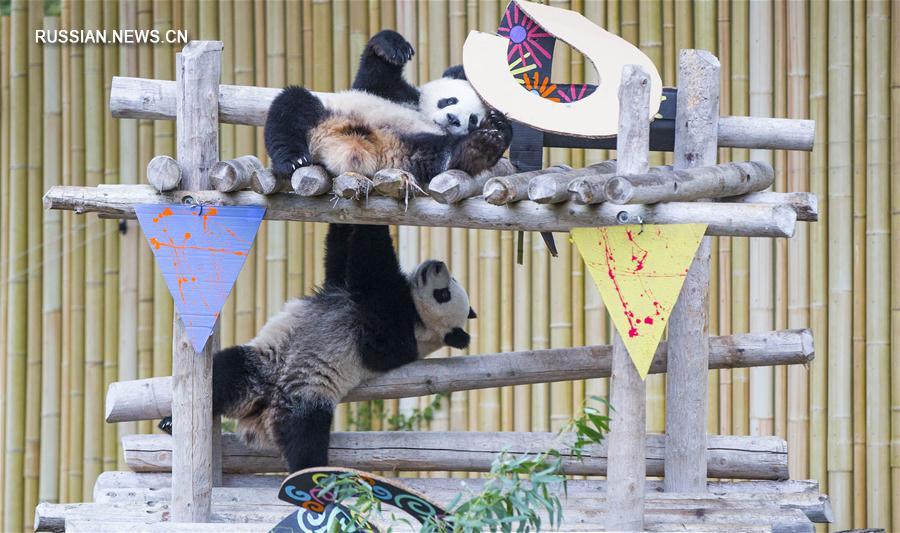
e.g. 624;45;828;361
599;229;640;338
644;316;654;325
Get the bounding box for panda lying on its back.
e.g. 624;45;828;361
264;30;512;183
159;223;475;472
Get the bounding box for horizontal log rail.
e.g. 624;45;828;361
121;431;789;480
109;76;814;151
44;184;799;237
104;329;813;423
91;483;831;524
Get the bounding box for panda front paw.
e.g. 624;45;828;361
482;110;513;144
368;30;414;66
450;128;509;175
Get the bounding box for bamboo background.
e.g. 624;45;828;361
0;0;897;531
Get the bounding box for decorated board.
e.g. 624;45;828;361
464;0;663;138
277;467;448;530
269;506;376;533
135;204;265;352
572;224;707;378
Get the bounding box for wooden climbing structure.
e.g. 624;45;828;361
36;40;829;532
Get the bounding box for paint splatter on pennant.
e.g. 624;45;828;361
572;224;707;378
135;204;265;353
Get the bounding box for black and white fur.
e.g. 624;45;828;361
160;224;475;472
264;30;512;184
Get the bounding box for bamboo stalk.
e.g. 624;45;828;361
748;0;774;439
827;0;853;528
4;0;29;527
217;0;237;349
890;1;900;529
0;11;9;518
102;0;121;480
116;0;141;468
253;0;267;338
23;0;44;524
67;0;86;502
233;0;256;344
772;0;787;443
807;0;829;498
865;0;891;526
58;1;72;498
285;0;305;309
82;0;106;497
850;0;867;525
785;0;809;483
265;0;287;339
730;0;749;437
152;0;175;391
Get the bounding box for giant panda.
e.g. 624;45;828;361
159;223;475;472
264;30;512;184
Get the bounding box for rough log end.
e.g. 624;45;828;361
604;176;633;204
567;179;592;205
799;329;815;361
291;165;331;197
428;170;468;204
483;180;509;205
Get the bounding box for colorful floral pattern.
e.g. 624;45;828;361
500;1;596;104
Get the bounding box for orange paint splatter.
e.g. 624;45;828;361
202;207;218;232
184;232;191;240
149;237;240;256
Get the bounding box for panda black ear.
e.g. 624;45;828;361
468;307;477;319
442;65;467;81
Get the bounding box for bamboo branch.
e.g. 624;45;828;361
44;185;800;237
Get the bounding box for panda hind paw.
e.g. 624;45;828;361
369;30;414;66
272;155;311;180
158;416;173;435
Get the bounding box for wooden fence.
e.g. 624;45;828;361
0;0;897;531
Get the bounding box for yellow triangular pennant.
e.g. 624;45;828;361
572;224;707;378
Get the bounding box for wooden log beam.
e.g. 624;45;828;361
528;172;584;204
44;185;799;237
121;431;789;479
724;191;817;222
428;158;516;204
108;76;814;151
248;168;290;195
483;164;572;205
146;155;182;192
606;160;774;204
91;483;831;525
208;155;263;193
332;172;373;200
665;48;720;495
371;168;419;199
290;165;331;197
103;329;814;423
605;64;651;531
36;501;815;533
171;40;222;523
568;165;672;205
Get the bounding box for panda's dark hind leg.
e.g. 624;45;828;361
264;86;326;179
273;399;335;472
352;30;419;105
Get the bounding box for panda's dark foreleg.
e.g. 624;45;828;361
323;223;354;289
273;399;335;472
352;30;419;105
158;345;258;435
264;86;326;179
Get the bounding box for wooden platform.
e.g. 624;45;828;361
34;473;830;533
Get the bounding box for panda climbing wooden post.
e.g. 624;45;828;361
170;40;223;523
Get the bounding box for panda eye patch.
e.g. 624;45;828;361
437;97;458;109
433;288;451;303
469;114;478;126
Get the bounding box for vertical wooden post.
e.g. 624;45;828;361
605;64;651;531
171;40;223;523
664;49;720;493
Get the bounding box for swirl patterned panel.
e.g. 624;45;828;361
278;467;448;528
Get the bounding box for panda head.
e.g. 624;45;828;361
418;66;487;137
409;260;476;354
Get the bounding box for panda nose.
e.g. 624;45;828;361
446;113;460;127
